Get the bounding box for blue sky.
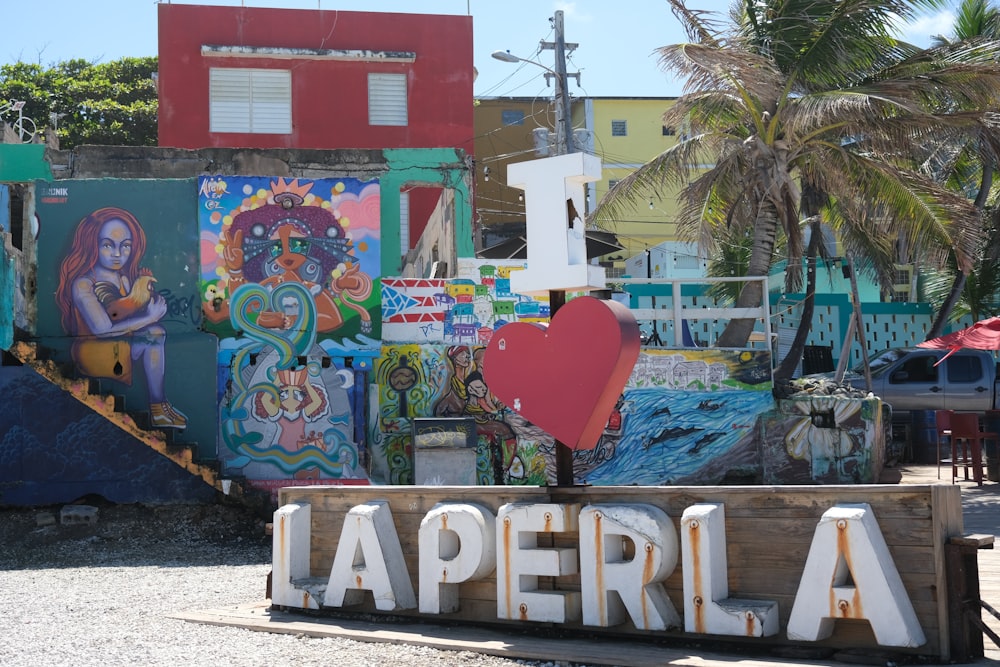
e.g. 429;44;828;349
0;1;958;98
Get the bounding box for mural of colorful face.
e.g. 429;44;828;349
200;177;379;340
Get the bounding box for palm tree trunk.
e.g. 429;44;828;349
925;164;991;339
926;271;967;340
774;217;821;382
715;199;778;347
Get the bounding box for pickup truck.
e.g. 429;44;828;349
819;347;1000;419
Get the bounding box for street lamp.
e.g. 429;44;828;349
490;50;537;67
491;48;574;155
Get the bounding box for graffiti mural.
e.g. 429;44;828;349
380;277;447;343
376;267;553;486
373;342;548;486
760;395;885;484
33;179;219;498
576;349;774;486
376;285;779;488
199;176;379;490
217;312;365;486
199;176;380;343
55;206;189;427
382;259;539;347
375;270;779;488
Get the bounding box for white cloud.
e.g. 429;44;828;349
893;10;955;47
556;1;591;23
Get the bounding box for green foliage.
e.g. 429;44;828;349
922;209;1000;322
704;225;752;305
0;56;158;148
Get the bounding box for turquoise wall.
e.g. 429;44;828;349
0;145;52;182
0;186;11;349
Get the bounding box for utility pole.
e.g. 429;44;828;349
493;12;583;485
541;10;578;155
544;10;581;485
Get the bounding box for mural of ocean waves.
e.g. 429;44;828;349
582;388;774;486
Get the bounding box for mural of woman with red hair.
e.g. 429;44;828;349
55;206;187;428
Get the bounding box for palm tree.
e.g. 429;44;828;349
924;204;1000;322
594;0;1000;381
923;0;1000;338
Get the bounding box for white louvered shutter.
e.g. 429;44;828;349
209;68;291;134
368;73;408;126
250;70;291;133
210;69;251;133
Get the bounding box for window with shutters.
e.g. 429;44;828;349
368;73;408;126
209;68;291;134
399;191;411;251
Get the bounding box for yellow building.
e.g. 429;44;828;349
579;97;682;264
473;96;683;272
472;98;546;249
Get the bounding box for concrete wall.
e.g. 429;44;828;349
0;145;889;506
1;145;472;505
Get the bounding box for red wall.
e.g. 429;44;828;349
408;187;443;247
157;4;473;153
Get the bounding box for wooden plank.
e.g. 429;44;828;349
950;533;995;548
931;483;965;661
723;520;932;546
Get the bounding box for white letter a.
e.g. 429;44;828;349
787;504;925;647
324;501;416;611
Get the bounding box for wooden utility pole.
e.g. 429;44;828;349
548;11;577;486
540;10;579;156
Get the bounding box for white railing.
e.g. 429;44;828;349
615;276;772;348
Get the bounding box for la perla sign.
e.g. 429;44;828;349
272;500;925;648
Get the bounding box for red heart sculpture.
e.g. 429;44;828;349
482;296;640;450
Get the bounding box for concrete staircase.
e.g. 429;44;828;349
6;340;260;508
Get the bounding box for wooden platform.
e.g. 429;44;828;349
170;602;887;667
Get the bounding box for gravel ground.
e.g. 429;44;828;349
0;500;569;667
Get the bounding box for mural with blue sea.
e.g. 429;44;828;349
576;349;774;486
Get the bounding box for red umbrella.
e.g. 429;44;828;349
917;316;1000;363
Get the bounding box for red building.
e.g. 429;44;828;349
157;3;473;254
157;4;474;154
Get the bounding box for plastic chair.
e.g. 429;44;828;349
935;410;954;480
949;413;995;486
